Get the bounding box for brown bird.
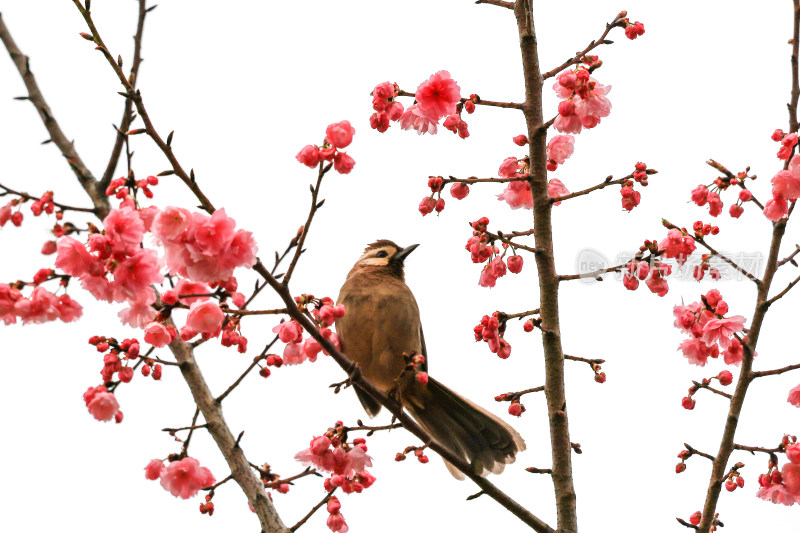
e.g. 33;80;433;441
335;239;525;478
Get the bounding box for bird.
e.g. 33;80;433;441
335;239;525;478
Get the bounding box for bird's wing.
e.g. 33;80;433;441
419;325;428;373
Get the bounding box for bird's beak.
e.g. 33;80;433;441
392;243;419;263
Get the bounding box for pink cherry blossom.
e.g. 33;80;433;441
159;457;215;499
55;237;93;277
175;280;211;304
478;265;498;288
546;135;575;165
327;511;348;533
282;341;306;365
756;482;798;506
678;339;715;366
620;186;641;211
764;196;789;221
548;178;570;205
723;338;744;365
103;207;144;253
152;207;193;242
114;249;162;301
771;169;800;201
56;294;83;322
498;181;533;210
415;70;461;121
296;144;321;168
87;391;120;422
144;321;172;347
273;320;303;343
325;120;356;149
707;192;723;217
645;273;669;296
701;316;745;349
659;229;696;265
399;105;438;135
333;152;355;174
186;300;225;335
691;185;709;206
145;459;165;480
498;157;519;178
788;384;800;407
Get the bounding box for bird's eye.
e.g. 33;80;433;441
375;251;388;258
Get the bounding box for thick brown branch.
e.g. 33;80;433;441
514;0;577;530
0;13;107;217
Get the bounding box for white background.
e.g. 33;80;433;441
1;0;798;531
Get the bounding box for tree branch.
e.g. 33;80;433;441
99;0;149;190
0;13;107;217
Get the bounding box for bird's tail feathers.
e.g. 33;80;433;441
407;377;525;479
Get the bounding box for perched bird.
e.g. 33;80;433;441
335;239;525;478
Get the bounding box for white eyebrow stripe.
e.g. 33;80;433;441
357;246;394;262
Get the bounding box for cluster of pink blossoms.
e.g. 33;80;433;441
691;169;756;219
545;135;575;171
673;290;747;367
553;63;612;135
495;153;571;210
370;71;466;137
152;207;257;284
296;120;356;174
621;238;674;296
0;189;60;230
464;217;524;288
764;144;800;220
145;457;216;500
756;438;800;506
294;425;375;532
473;312;512;359
0;283;82;325
273;297;344;365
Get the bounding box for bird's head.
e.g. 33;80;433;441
348;239;419;280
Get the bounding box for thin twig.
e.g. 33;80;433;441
663;219;760;285
751;362;800;378
542;13;626;80
778;244;800;267
397;89;523;110
765;272;800;305
282;163;331;285
0;182;95;212
99;0;149;190
549;174;629;203
475;0;515;10
290;490;337;532
692;380;733;400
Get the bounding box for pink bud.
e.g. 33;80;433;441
689;512;701;526
41;240;58;255
513;134;529;146
681;397;695;410
507;255;523;274
450;182;470;200
676;463;686;473
162;290;179;306
415;372;429;386
717;370;733;386
418;196;436;216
